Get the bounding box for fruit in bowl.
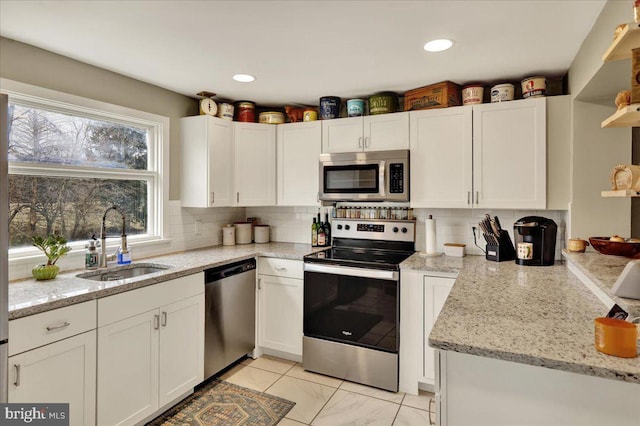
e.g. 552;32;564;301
589;236;640;258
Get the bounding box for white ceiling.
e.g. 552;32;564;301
0;0;606;107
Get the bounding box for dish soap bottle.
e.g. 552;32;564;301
85;240;99;270
116;246;132;265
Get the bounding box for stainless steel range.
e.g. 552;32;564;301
303;218;415;392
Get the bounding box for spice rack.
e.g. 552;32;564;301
333;206;414;221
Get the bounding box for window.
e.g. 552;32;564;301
2;79;168;254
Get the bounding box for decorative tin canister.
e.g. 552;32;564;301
236;101;256;122
490;83;515;102
303;109;318;122
259;111;285;124
461;85;484;105
346;99;366;117
368;92;397;115
521;76;546;98
319;96;341;119
217;103;234;121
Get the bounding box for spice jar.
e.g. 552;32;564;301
236;101;256;122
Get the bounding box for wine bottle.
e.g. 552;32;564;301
324;212;331;246
311;217;318;247
317;217;326;247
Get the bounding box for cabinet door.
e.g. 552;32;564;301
321;117;364;153
258;274;303;356
9;331;96;426
473;98;546;209
277;121;322;206
410;107;473;208
98;310;159;426
180;115;234;208
234;122;276;206
158;294;204;407
423;276;454;383
364;112;409;151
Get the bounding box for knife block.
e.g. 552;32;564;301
486;230;516;262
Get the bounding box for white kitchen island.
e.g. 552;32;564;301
402;253;640;426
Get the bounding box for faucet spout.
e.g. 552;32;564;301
99;205;128;268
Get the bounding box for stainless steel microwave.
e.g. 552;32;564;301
319;149;409;202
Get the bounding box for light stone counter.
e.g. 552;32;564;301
400;253;640;384
9;242;321;320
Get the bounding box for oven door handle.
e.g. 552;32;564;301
303;262;398;281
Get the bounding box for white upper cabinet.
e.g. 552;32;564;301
410;107;473;208
180;115;234;207
277;121;322;206
322;113;409;153
410;98;546;209
473;98;546;209
234;122;277;206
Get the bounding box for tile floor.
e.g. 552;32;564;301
218;355;435;426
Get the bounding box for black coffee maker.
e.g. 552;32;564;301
513;216;557;266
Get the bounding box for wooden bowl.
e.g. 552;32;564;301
589;237;640;258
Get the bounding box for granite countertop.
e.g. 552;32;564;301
9;242;321;320
562;250;640;319
425;255;639;384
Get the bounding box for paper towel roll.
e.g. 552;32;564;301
426;215;437;254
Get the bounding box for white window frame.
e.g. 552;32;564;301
1;78;170;261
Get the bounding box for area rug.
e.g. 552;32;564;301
146;379;295;426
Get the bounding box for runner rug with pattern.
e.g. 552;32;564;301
147;379;295;426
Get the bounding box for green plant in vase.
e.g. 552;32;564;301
31;234;72;280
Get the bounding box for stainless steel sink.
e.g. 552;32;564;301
76;263;171;281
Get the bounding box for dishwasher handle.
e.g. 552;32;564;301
204;258;256;283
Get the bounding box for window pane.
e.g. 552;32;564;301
8;103;148;169
9;175;148;249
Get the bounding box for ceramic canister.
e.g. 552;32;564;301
368;92;397;115
259;111;285;124
254;225;270;243
222;224;235;246
521;76;546;98
303;109;318;122
236;101;256;122
346;99;366;117
319;96;341;119
490;83;515;103
234;222;252;244
217;103;234;121
462;85;484;105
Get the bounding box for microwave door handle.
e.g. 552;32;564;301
379;160;386;197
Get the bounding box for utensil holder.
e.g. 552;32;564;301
486;230;516;262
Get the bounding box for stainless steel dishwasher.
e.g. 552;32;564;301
204;258;256;379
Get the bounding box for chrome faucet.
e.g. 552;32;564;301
99;205;129;268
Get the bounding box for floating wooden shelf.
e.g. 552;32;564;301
601;189;640;198
602;22;640;62
601;104;640;128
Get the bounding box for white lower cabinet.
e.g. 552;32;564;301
97;274;204;426
8;301;97;426
399;270;455;394
257;258;303;359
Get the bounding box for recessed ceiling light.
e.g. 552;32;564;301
233;73;256;83
423;39;454;52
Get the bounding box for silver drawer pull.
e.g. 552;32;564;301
429;398;435;425
46;321;70;332
14;364;20;387
275;267;287;272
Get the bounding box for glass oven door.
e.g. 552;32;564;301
303;263;399;353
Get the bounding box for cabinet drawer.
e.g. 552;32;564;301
9;300;97;356
258;257;303;279
98;273;204;327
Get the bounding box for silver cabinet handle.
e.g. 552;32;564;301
257;278;261;290
429;399;435;425
14;364;20;387
211;192;214;205
237;192;240;203
358;136;362;148
364;136;369;148
153;314;160;330
46;321;70;332
161;311;167;327
467;191;471;205
476;191;479;205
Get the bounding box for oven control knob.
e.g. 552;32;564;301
345;225;350;230
393;227;399;233
337;224;343;230
401;227;408;233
